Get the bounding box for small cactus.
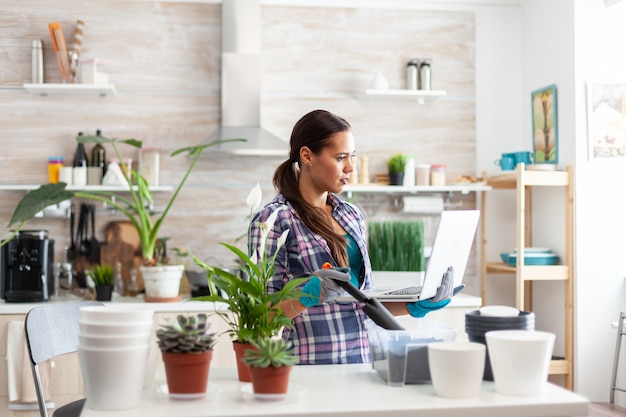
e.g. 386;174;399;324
156;313;217;353
242;337;299;368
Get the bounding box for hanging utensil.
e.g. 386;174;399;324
79;203;91;256
88;204;100;263
67;204;76;261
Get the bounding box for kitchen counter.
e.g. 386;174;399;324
79;364;589;417
0;293;481;314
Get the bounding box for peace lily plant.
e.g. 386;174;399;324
191;183;308;381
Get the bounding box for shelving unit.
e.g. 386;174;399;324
480;164;573;389
0;184;171;192
342;183;490;198
23;83;116;97
362;88;447;104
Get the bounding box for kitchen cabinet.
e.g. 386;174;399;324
22;83;116;97
480;164;573;389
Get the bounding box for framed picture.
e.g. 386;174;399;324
531;84;558;164
586;80;626;160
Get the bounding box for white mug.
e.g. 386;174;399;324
59;166;73;185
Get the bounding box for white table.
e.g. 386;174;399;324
79;364;589;417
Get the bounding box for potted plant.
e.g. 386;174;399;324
156;313;217;396
4;135;245;301
191;185;309;382
387;153;408;185
87;263;114;301
242;336;299;394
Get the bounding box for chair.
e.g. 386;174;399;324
24;301;103;417
610;311;626;404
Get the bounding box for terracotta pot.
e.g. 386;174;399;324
94;285;113;301
232;341;254;382
248;365;292;394
161;350;212;394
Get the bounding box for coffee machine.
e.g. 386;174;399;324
1;230;54;302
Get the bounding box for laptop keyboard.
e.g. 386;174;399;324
381;286;422;296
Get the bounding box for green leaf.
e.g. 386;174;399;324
9;183;74;226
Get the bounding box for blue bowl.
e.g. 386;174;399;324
500;253;510;263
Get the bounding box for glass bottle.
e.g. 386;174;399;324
114;261;125;296
91;129;107;182
127;268;138;297
72;132;88;186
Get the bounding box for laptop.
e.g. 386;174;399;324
338;210;480;303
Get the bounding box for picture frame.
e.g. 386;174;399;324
531;84;558;164
586;80;626;160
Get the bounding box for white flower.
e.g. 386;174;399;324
246;182;262;212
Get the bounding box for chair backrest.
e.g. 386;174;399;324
24;301;103;417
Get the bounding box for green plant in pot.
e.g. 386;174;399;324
242;336;299;394
156;313;217;396
3;134;245;301
387;153;408;185
191;185;309;382
87;263;114;301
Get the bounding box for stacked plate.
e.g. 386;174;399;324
465;308;535;381
78;306;154;411
499;247;559;266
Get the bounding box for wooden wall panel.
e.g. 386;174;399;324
0;1;478;292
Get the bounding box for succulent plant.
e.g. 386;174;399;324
242;337;299;368
156;313;217;353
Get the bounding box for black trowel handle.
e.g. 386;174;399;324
361;297;405;331
323;274;405;331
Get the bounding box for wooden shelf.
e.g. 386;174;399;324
481;164;574;389
23;83;116;97
0;184;171;192
342;183;490;198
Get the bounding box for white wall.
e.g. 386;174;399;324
573;0;626;404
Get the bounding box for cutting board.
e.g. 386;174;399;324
99;221;145;291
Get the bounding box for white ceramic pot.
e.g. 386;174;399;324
486;330;555;396
140;264;184;301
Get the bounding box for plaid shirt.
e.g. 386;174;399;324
248;193;374;364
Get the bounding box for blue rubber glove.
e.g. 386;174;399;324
406;266;457;318
299;267;348;307
406;298;452;318
300;277;322;308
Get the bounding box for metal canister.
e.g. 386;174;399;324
31;39;44;84
406;59;419;90
419;59;431;90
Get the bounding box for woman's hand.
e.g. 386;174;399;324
405;266;460;318
299;266;348;307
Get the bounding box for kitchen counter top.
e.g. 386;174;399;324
0;293;481;315
79;364;589;417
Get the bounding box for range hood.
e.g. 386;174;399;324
209;0;288;157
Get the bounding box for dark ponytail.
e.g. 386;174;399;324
273;110;351;266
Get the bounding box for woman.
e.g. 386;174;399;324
248;109;451;365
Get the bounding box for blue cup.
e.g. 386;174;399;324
514;151;533;166
494;153;516;171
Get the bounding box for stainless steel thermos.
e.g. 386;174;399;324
31;39;44;84
406;59;419;90
420;59;431;90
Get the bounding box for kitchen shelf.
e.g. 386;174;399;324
362;88;447;104
23;83;116;97
342;183;490;198
0;184;172;192
480;164;573;389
